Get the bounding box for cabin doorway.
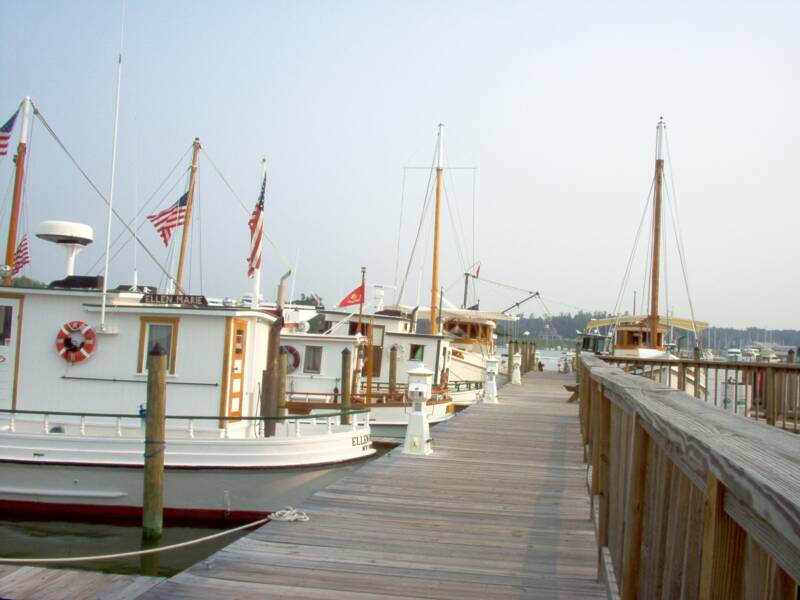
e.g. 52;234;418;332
226;319;247;421
0;296;20;410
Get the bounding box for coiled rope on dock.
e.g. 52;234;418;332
0;506;310;565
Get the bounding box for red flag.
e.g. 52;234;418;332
475;265;481;278
338;284;365;307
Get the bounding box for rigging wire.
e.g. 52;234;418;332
397;147;437;304
391;167;407;304
200;147;293;270
664;128;700;345
86;156;190;274
15;114;35;278
32;105;180;289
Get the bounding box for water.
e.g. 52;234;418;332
0;446;390;576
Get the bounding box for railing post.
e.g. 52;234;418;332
678;361;687;391
593;380;611;582
507;340;515;382
341;347;352;425
698;474;745;599
621;416;650;600
765;366;776;426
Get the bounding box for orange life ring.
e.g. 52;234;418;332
280;345;301;373
55;320;97;363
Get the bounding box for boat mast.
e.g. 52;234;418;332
648;118;666;349
3;96;31;286
175;137;201;294
429;123;444;334
462;271;469;309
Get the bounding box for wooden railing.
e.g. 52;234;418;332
600;356;800;433
579;355;800;599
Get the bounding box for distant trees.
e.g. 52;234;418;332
12;276;46;289
294;293;323;307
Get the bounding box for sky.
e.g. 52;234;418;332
0;1;797;330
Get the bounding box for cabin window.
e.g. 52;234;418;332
304;346;322;374
410;344;425;361
631;332;641;345
0;306;12;346
138;317;179;374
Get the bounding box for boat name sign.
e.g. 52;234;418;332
141;293;208;307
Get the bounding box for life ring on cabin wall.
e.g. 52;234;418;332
55;320;97;363
280;345;301;373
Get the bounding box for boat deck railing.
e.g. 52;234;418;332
0;407;371;440
579;355;800;597
599;355;800;433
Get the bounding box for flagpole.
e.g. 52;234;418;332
100;7;125;330
357;266;366;332
3;96;30;286
253;158;266;308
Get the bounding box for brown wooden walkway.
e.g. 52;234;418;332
0;565;163;599
143;372;604;599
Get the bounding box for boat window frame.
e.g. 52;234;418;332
303;345;323;374
410;344;425;361
137;316;180;375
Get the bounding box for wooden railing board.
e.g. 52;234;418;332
580;355;800;599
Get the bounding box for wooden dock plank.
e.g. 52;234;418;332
143;372;604;599
0;566;163;600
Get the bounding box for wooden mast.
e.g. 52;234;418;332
175;137;201;293
429;124;444;334
3;97;31;286
648;118;666;349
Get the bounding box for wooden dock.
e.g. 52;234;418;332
143;372;604;599
0;565;163;599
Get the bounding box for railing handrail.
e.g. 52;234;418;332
578;354;800;597
0;407;370;422
599;354;800;371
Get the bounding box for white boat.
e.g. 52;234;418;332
285;310;456;437
0;108;373;523
0;276;373;523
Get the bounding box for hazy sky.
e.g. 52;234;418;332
1;1;797;329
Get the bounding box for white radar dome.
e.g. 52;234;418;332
36;221;94;246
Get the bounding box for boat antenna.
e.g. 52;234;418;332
100;2;126;330
429;123;444;334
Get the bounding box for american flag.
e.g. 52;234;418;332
147;192;188;247
12;235;30;275
247;172;266;278
0;108;20;157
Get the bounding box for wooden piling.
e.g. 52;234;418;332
277;348;287;418
389;345;398;397
341;347;352;425
142;345;167;540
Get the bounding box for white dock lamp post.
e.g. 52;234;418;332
511;349;522;385
484;355;500;403
403;362;433;456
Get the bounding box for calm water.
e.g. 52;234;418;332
0;446;390;576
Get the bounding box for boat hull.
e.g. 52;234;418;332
0;456;369;525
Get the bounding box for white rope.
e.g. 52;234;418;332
269;506;310;522
0;516;269;564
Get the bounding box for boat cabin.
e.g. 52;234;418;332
0;283;275;433
319;309;453;386
280;332;362;400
